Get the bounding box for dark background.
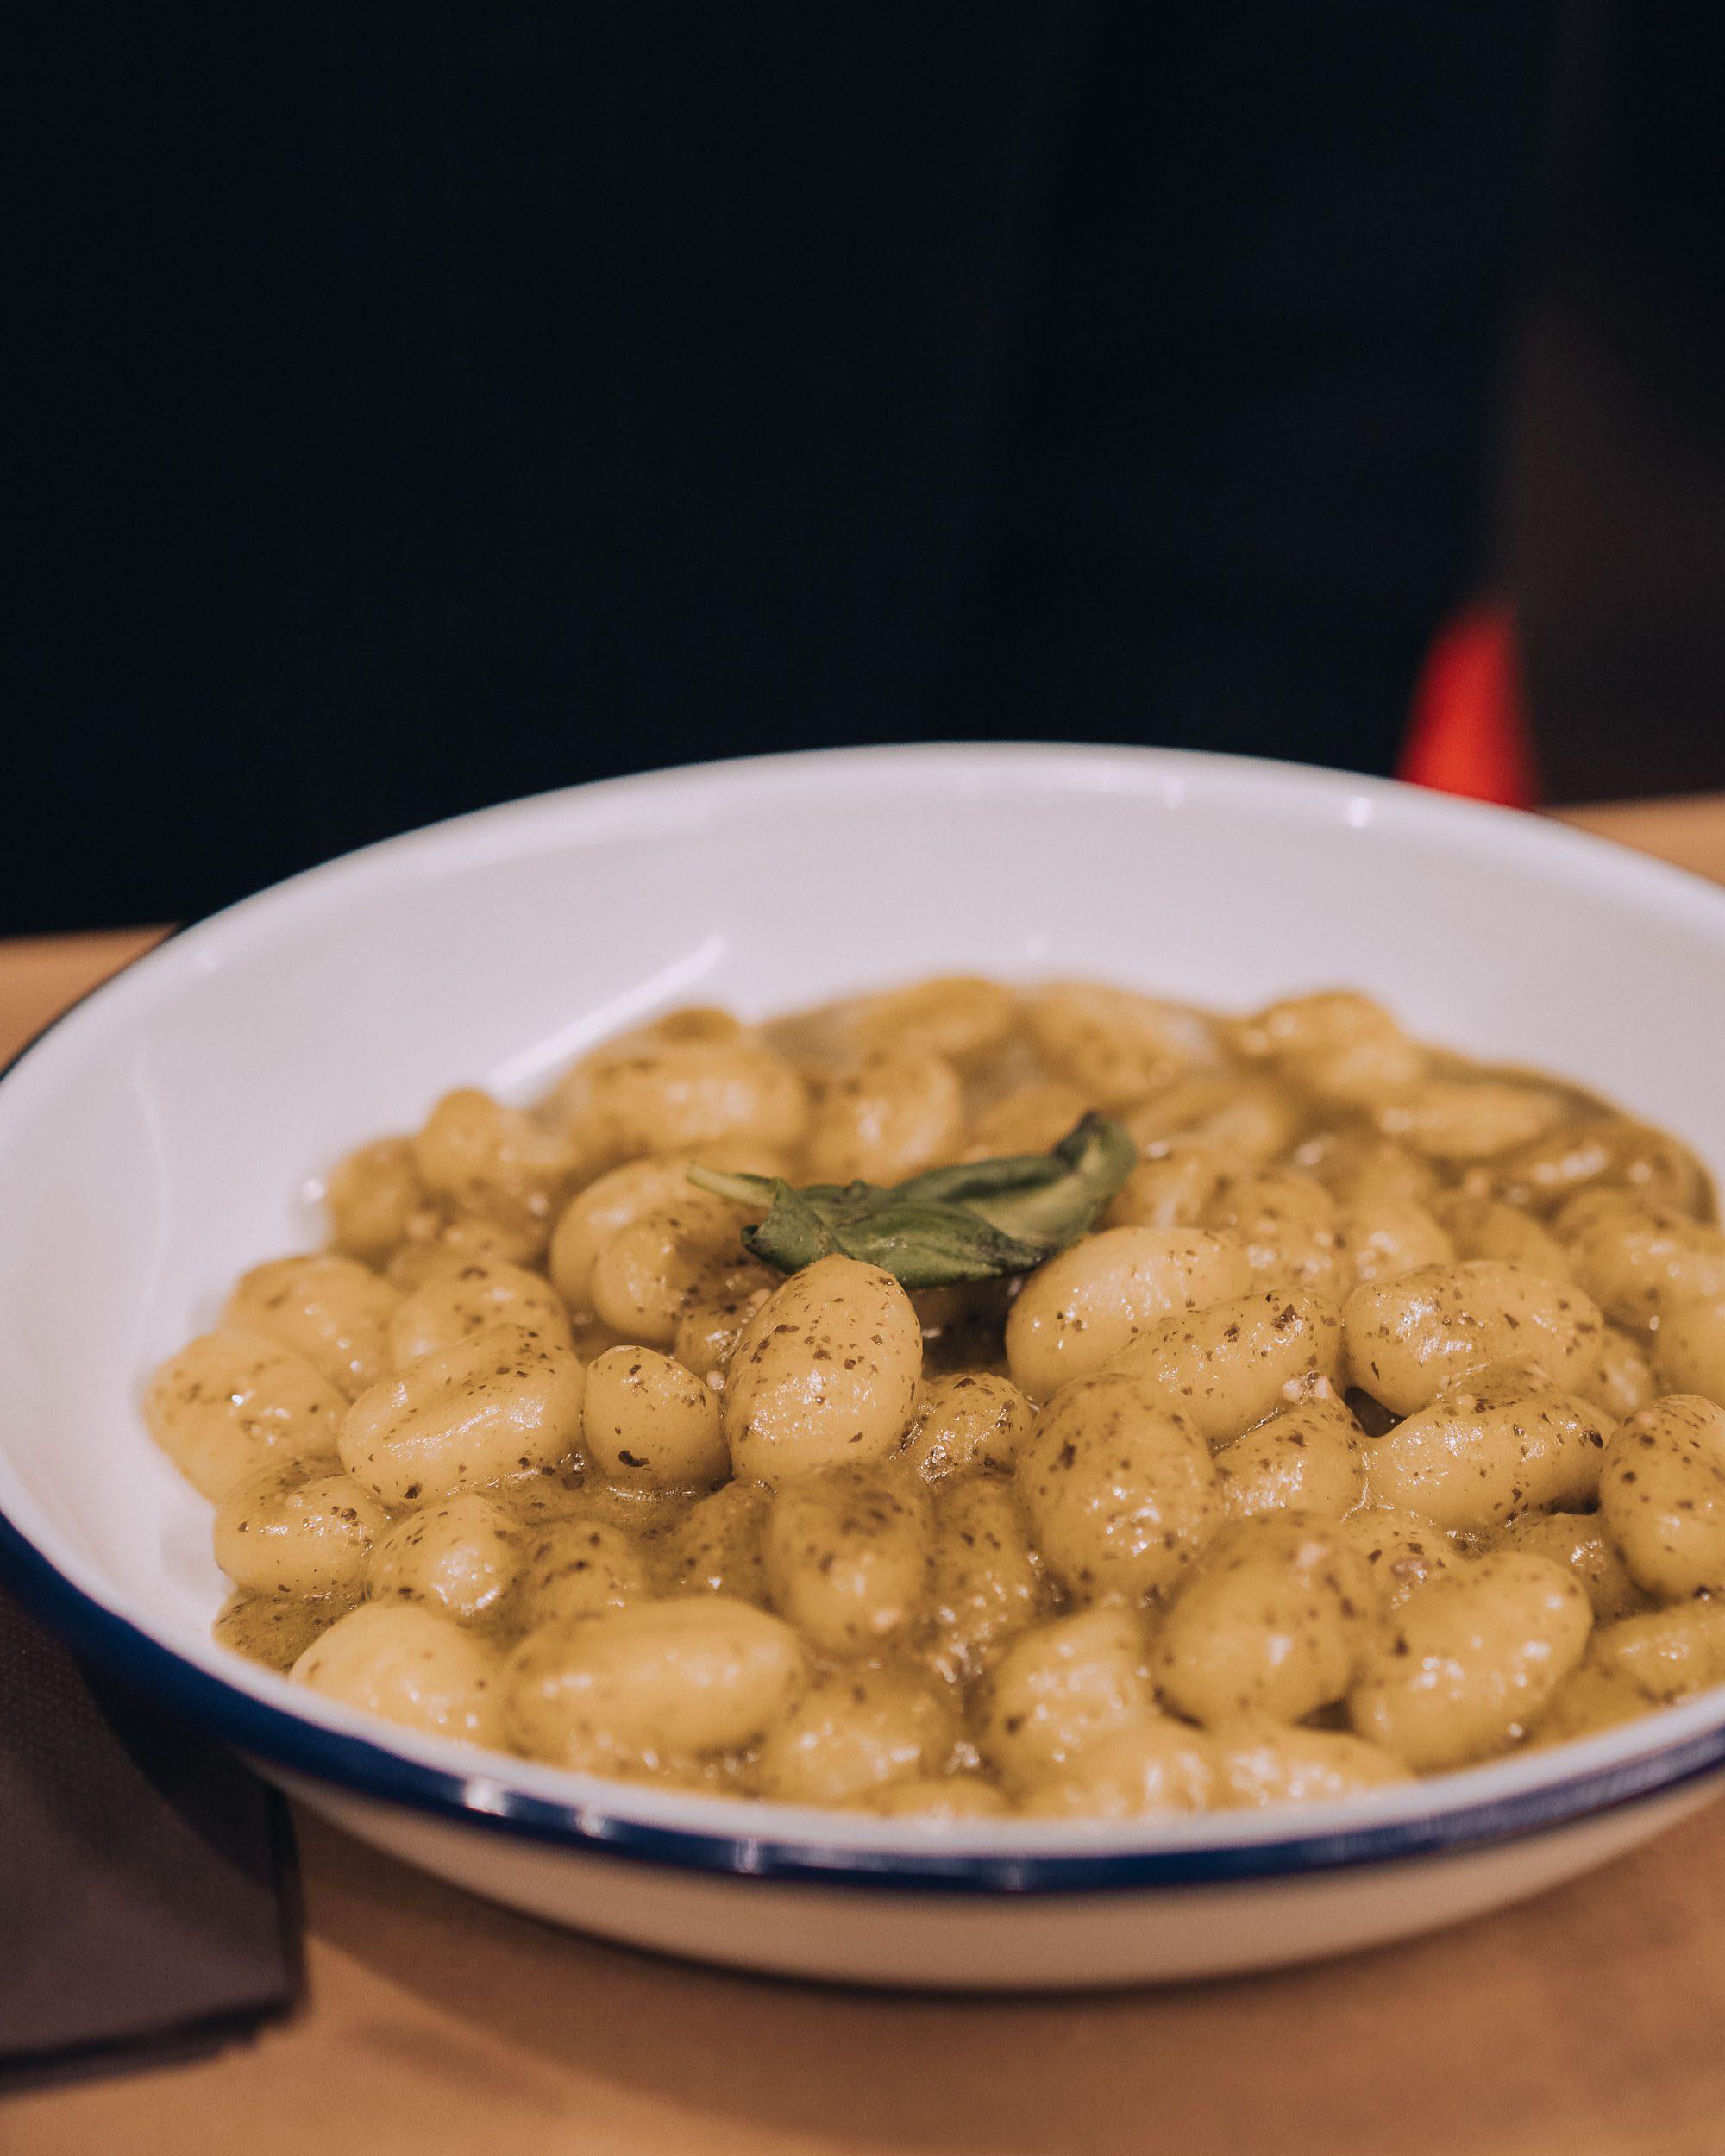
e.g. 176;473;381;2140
13;5;1725;934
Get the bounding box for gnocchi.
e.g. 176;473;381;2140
1343;1261;1605;1416
367;1492;524;1620
146;971;1725;1817
1016;1373;1220;1601
1360;1361;1611;1531
801;1044;965;1185
1004;1225;1252;1401
1153;1515;1374;1726
214;1461;391;1597
753;1662;957;1804
901;1371;1037;1482
389;1258;574;1364
337;1324;586;1505
1350;1551;1592;1770
292;1601;503;1743
1214;1394;1365;1522
1597;1395;1725;1598
225;1253;400;1399
582;1344;729;1489
763;1465;932;1657
504;1597;807;1772
724;1256;922;1485
1017;1718;1215;1818
1107;1286;1346;1447
144;1328;345;1501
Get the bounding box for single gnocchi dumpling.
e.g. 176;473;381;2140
801;1043;965;1186
292;1601;504;1745
1533;1658;1654;1745
1293;1128;1439;1212
1350;1551;1592;1771
1103;1146;1235;1232
1212;1720;1412;1806
1588;1595;1725;1702
512;1515;654;1626
386;1211;548;1288
225;1253;401;1399
844;975;1019;1065
1107;1286;1346;1448
325;1137;433;1267
1017;1718;1215;1819
1486;1117;1712;1221
337;1323;586;1506
213;1461;391;1597
867;1774;1012;1820
548;1153;742;1312
503;1596;807;1772
965;1080;1095;1158
1203;1170;1353;1302
390;1257;574;1364
1339;1199;1454;1286
144;1327;346;1501
1005;1225;1253;1402
1230;990;1426;1107
411;1087;579;1249
1343;1261;1605;1417
1597;1395;1725;1599
763;1464;932;1657
663;1480;772;1601
582;1344;729;1489
1153;1515;1375;1727
901;1371;1037;1482
554;1031;810;1167
1486;1510;1646;1621
1360;1361;1611;1532
723;1256;922;1485
1017;1371;1220;1601
1481;1126;1608;1213
367;1492;525;1621
673;1271;777;1384
1026;982;1214;1110
1214;1394;1365;1522
1121;1072;1304;1168
1371;1075;1565;1164
1332;1506;1464;1609
1584;1325;1659;1418
1652;1296;1725;1407
215;1589;360;1674
753;1662;957;1806
588;1194;762;1349
921;1472;1046;1680
1565;1197;1725;1331
1428;1191;1572;1279
975;1606;1155;1791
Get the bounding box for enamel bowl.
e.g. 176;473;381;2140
4;743;1725;1991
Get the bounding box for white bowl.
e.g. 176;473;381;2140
4;743;1725;1991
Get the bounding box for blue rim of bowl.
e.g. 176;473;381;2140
6;1495;1725;1894
5;758;1725;1896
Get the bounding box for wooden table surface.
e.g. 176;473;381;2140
6;795;1725;2156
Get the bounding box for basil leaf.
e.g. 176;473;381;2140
736;1179;845;1272
889;1151;1070;1205
689;1112;1137;1288
964;1113;1138;1244
812;1200;1046;1287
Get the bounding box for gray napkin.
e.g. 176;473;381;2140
0;1585;301;2089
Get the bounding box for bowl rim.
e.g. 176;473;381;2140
7;738;1725;1897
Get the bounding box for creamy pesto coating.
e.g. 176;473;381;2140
142;976;1725;1816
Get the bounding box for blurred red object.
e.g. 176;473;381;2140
1397;602;1539;807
